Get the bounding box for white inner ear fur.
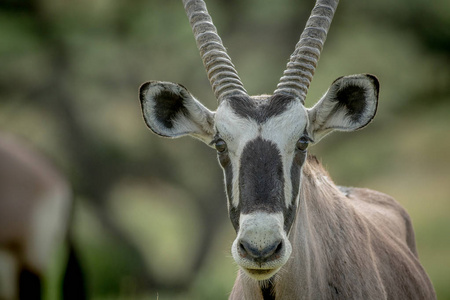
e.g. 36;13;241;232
307;74;378;142
171;97;216;144
141;81;215;144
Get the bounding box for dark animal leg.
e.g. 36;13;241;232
19;268;41;300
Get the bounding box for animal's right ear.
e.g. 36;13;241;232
139;81;215;144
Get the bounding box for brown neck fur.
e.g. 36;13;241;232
230;155;435;300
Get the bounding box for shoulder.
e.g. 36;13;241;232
341;186;418;255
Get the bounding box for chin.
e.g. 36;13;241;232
242;267;280;281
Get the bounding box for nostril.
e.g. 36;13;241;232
239;241;247;257
274;241;283;256
239;240;259;258
261;240;283;259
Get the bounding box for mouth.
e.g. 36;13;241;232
243;267;278;280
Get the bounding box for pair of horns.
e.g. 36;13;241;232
182;0;339;104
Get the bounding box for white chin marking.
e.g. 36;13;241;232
242;267;281;281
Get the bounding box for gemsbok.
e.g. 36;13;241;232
0;133;85;300
139;0;436;299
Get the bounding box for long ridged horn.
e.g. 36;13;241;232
183;0;247;102
274;0;339;103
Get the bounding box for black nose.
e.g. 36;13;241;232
238;239;283;263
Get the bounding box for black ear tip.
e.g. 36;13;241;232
139;81;154;103
364;74;380;97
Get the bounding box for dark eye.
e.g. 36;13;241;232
296;138;309;152
215;139;228;153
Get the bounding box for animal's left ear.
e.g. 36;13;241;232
307;74;379;142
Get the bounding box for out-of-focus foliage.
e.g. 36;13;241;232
0;0;449;299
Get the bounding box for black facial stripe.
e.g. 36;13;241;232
229;204;240;233
239;137;285;214
218;152;240;231
226;94;296;123
284;151;305;231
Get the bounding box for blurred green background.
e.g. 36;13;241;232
0;0;449;299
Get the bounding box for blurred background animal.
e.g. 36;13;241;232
0;134;85;300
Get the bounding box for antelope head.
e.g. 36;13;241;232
139;0;378;281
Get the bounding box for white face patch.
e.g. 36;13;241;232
215;99;309;209
215;101;260;208
260;101;308;208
